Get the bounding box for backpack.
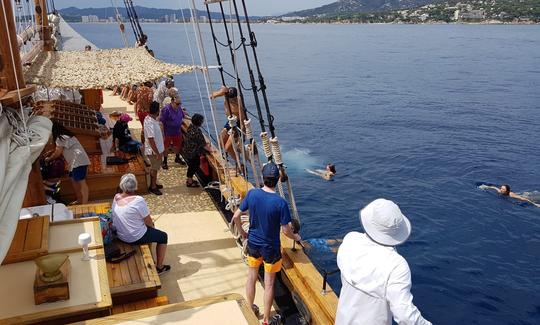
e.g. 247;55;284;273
98;210;115;245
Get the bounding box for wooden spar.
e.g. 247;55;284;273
34;0;53;51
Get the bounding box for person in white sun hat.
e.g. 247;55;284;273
335;198;431;325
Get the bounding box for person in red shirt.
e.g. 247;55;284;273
135;81;154;143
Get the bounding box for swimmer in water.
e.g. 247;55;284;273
306;164;336;181
481;184;540;208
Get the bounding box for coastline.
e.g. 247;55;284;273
68;21;540;26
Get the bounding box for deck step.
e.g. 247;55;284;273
112;295;169;315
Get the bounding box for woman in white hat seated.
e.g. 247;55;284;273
335;198;431;325
112;173;170;275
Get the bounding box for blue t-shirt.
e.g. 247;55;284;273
239;188;291;249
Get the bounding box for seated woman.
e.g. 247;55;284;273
307;164;336;181
113;113;142;154
480;183;540;208
112;173;171;275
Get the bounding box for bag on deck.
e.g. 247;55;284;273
106;156;129;165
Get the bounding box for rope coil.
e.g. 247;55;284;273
270;137;283;165
227;115;238;129
260;132;272;159
244;119;253;140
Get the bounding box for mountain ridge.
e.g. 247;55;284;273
284;0;443;17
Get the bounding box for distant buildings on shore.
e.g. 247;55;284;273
79;14;239;24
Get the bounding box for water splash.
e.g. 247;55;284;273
281;147;320;172
521;191;540;203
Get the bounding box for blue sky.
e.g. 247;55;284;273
53;0;336;16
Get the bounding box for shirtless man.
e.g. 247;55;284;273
481;184;540;207
211;86;245;162
307;164;336;181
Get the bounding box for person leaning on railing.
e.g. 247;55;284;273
336;199;431;325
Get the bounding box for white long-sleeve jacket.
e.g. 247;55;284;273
336;232;431;325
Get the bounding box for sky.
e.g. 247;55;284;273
52;0;337;16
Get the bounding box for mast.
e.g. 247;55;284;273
0;0;36;105
0;0;45;207
34;0;53;51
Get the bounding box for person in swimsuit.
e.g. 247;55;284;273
211;86;245;163
306;164;336;181
481;184;540;207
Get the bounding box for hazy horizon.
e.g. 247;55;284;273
53;0;336;16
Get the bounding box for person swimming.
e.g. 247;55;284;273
306;164;336;181
480;183;540;208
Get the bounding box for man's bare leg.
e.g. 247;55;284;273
263;271;277;324
246;266;258;310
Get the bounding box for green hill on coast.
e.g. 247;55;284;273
279;0;540;23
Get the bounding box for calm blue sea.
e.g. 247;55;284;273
73;22;540;324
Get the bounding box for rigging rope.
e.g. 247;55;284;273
179;3;211;134
188;0;233;194
111;0;128;47
227;0;250;184
236;0;276;138
123;0;139;42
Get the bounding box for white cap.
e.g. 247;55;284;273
360;198;411;246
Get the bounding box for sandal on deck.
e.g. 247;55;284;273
156;265;171;275
186;180;199;188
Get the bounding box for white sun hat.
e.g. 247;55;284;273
360;198;412;246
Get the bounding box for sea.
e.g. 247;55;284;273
72;22;540;324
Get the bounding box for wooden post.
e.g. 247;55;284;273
34;0;53;51
0;0;25;91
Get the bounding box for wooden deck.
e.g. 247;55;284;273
77;294;259;325
59;153;148;202
111;296;169;315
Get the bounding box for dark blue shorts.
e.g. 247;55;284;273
131;227;168;245
69;165;88;182
120;140;142;154
247;243;281;264
224;121;231;131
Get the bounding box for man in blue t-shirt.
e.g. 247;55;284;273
232;162;301;325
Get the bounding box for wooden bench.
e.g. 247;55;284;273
59;153;148;202
70;202;112;218
112;296;168;315
106;241;161;304
67;203;161;305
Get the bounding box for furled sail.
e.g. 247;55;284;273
0;111;52;263
24;47;198;89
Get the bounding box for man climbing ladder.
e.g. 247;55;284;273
232;162;301;325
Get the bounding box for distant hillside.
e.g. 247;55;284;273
280;0;539;23
285;0;443;17
58;6;248;22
